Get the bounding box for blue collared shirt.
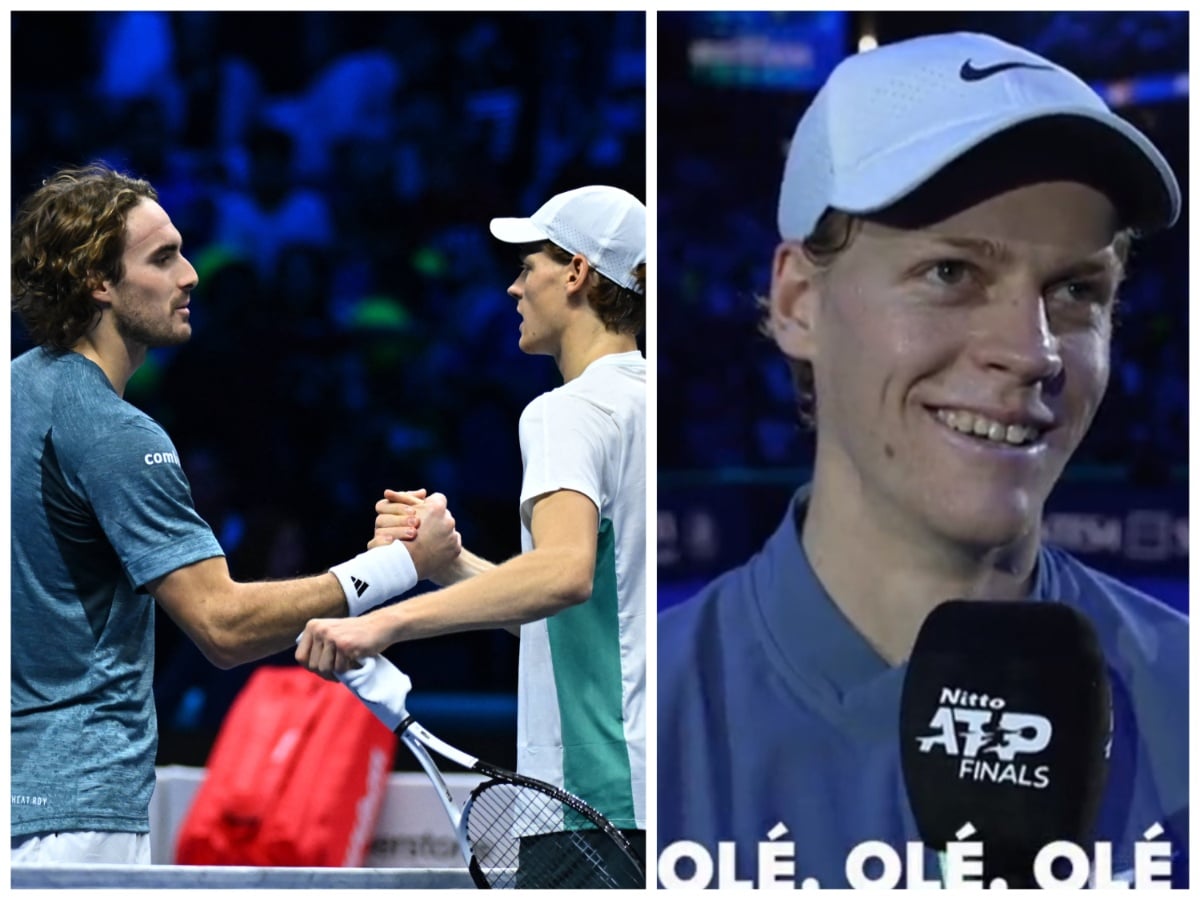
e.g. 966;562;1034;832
658;487;1187;888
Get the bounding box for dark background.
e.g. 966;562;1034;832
10;11;646;769
657;11;1188;613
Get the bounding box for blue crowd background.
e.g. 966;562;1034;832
10;11;646;768
657;11;1188;614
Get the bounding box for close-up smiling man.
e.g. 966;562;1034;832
658;26;1187;888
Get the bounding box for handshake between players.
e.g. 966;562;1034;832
296;487;461;677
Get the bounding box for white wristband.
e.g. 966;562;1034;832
338;655;411;732
329;541;419;616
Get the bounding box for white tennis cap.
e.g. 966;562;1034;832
779;32;1181;239
490;185;646;292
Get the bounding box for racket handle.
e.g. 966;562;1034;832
337;654;412;731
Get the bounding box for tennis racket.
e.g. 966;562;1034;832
337;654;645;889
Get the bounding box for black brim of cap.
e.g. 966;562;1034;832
870;115;1177;234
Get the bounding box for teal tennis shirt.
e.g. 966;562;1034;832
11;347;224;838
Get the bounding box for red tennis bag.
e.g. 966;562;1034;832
175;665;397;866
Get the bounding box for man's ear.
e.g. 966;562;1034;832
767;241;820;362
90;274;115;308
564;254;592;297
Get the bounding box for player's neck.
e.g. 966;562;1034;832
802;466;1040;667
71;321;146;397
554;323;637;383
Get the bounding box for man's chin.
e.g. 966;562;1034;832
936;507;1042;555
517;335;550;357
152;326;193;347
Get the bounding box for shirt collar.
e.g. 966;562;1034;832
750;485;901;724
749;485;1054;727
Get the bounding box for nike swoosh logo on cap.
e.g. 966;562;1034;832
960;59;1056;81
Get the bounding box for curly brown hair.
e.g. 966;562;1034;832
12;163;158;350
541;241;645;336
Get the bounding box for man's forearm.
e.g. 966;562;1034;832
159;535;436;669
373;546;591;644
217;574;350;664
152;558;352;670
435;547;498;585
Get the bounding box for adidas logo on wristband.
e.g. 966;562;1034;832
331;542;418;617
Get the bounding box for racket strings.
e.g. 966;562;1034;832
468;783;560;856
464;782;642;889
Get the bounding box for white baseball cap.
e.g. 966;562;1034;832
490;185;646;292
778;32;1181;239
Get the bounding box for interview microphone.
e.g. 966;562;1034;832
899;600;1112;888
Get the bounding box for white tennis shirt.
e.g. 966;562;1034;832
515;350;646;831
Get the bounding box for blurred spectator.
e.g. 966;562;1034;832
213;124;335;280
